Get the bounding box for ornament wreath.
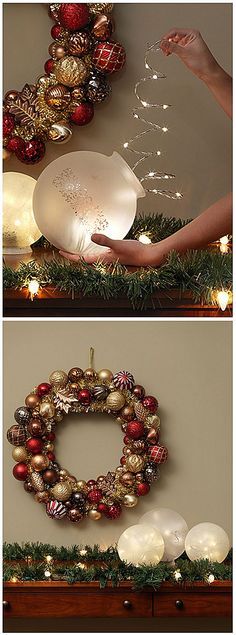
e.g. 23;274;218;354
7;350;168;523
3;3;126;164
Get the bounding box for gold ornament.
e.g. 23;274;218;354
84;368;97;381
71;86;86;102
12;446;28;462
76;480;89;494
35;491;50;503
106;391;125;411
48;43;66;60
51;481;72;501
98;369;113;383
39;401;55;419
147;428;157;442
59;469;70;477
49;120;72;144
31;471;45;492
45;442;54;452
54;56;88;87
49;370;68;388
25;393;40;409
134;401;148;422
123;494;138;507
120;471;135;486
145;414;161;431
88;509;102;521
126;454;145;473
31;454;50;472
89;3;113;16
3;148;11;161
45;85;71;111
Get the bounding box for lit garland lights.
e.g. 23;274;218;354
123;41;183;202
3;543;232;589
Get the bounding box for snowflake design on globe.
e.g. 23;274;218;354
52;168;108;233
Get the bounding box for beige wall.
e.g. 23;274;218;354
3;3;232;220
3;320;232;545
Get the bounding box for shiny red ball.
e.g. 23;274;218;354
136;482;150;496
51;24;63;40
87;488;103;503
120;456;126;465
97;503;109;514
46;432;55;441
105;503;122;520
26;438;44;454
87;479;96;488
149;445;168;464
3;112;15;137
70;102;94;126
37;383;52;398
93;41;126;74
133;384;145;399
142;395;159;414
126;420;145;440
7;136;24;153
47;451;55;461
44;58;55;75
123;435;130;445
15;138;46;164
13;462;28;481
59;3;90;31
77;389;91;405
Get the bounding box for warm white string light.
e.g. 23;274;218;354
123;40;183;202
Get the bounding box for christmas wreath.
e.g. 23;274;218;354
7;353;168;523
3;3;126;164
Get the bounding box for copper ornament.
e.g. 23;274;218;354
68;32;92;57
45;84;71;111
92;14;114;40
120;471;135;486
48;42;66;60
25;393;40;409
27;418;46;437
49;120;72;143
120;405;134;422
54;56;88;87
68;367;84;382
31;454;50;472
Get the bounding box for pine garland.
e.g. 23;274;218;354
3;543;232;589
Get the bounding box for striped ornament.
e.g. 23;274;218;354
113;370;135;391
46;500;67;519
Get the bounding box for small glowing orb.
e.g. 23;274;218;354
138;233;152;244
207;574;215;584
216;290;230;312
3;172;41;254
162;126;168;133
220;235;229;245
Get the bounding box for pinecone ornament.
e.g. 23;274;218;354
134;401;148;422
31;471;45;492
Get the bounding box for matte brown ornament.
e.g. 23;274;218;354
54;56;88;87
25;393;40;409
51;481;72;501
49;120;72;143
27;419;46;437
12;446;28;462
43;469;59;484
49;369;68;388
31;454;50;472
92;14;114;41
45;85;71;111
68;32;92;57
126;454;145;473
106;391;125;411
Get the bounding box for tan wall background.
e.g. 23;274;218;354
3;3;232;220
3;321;232;545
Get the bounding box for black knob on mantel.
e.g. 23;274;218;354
175;599;184;610
3;600;10;610
123;599;133;609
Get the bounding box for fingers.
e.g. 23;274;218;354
91;233;114;248
84;250;116;264
59;251;81;261
161;27;194;41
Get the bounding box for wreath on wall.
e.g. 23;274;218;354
7;351;168;523
3;3;126;164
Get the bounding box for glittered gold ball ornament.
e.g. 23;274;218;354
49;120;73;144
35;491;50;503
25;393;40;409
31;471;45;492
76;480;89;494
106;391;125;411
98;369;113;383
54;56;88;87
126;454;145;473
45;85;71;111
89;3;113;16
48;42;66;60
39;401;55;419
12;446;28;463
31;454;50;472
123;494;138;508
51;481;72;501
88;509;102;520
49;370;68;388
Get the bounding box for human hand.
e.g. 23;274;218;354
160;28;219;81
60;233;164;266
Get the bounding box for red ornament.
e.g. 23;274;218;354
105;503;122;520
136;482;150;496
142;395;159;414
93;41;126;74
47;451;55;461
70;102;94;126
87;479;96;488
7;136;24;153
123;435;130;445
149;445;168;464
26;438;44;455
13;462;28;481
77;389;91;405
133;385;145;399
37;383;52;398
87;488;103;503
46;432;55;441
3;112;15;137
15;138;46;164
44;58;55;75
51;24;64;40
126;420;145;440
97;503;109;514
59;4;90;31
120;456;126;465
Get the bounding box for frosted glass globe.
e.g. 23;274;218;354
185;523;230;563
3;172;41;254
117;523;164;566
33;151;145;256
139;508;188;561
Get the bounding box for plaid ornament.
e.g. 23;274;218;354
149;445;168;464
93;41;126;73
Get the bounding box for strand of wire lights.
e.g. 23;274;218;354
123;40;183;201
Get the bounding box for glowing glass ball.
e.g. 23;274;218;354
3;172;41;254
33;151;145;256
185;523;230;563
139;507;188;561
117;523;164;566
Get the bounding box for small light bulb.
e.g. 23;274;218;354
138;233;152;244
28;279;40;301
46;555;53;563
44;570;51;578
145;63;149;69
174;570;182;581
162;126;168;133
133;113;138;119
142;100;148;107
176;192;182;199
157;151;161;156
123;142;128;148
207;574;215;584
163;104;168;110
153;74;158;79
77;562;86;569
220;244;229;254
220;235;229;245
216;290;230;312
164;175;169;179
10;576;18;583
148;171;155;177
79;549;88;556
